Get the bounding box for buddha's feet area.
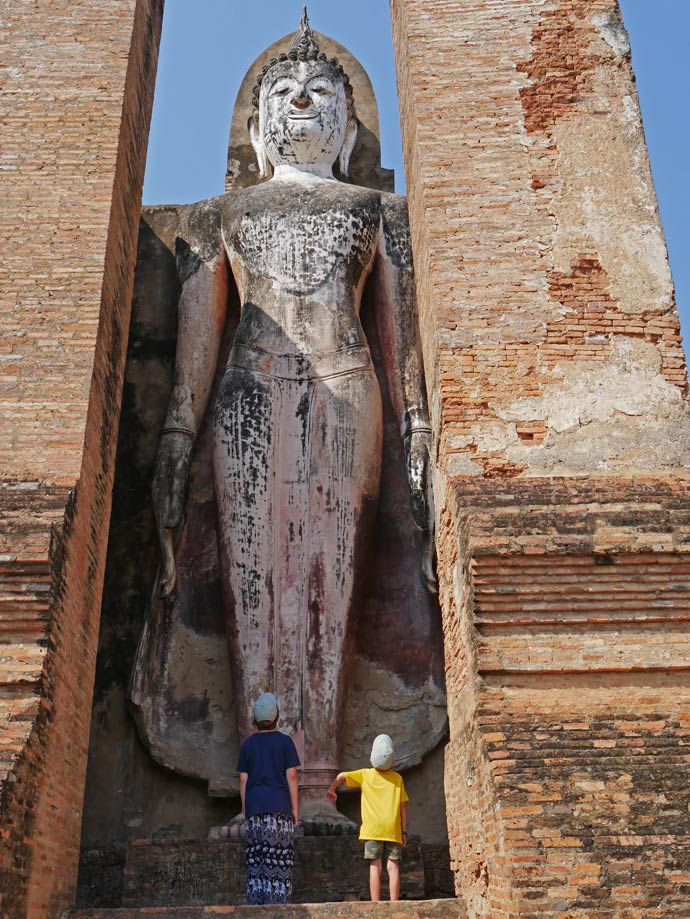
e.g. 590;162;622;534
76;836;456;910
299;800;359;836
70;900;467;919
208;810;359;842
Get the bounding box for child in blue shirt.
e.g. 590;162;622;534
237;693;300;904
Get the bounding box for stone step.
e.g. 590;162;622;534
69;899;466;919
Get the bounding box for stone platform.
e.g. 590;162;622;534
77;837;454;909
70;900;466;919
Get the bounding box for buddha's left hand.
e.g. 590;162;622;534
405;430;437;593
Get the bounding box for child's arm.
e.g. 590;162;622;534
239;772;248;817
400;801;408;847
325;771;348;802
286;766;300;824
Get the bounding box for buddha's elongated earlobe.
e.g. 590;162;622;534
339;116;358;178
249;114;269;179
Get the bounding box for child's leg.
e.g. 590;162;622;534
387;857;400;901
369;858;382;901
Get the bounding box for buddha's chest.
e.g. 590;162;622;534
224;186;380;296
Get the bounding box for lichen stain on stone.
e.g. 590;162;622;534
234;199;378;296
307;554;325;671
518;2;607;136
592;9;630;58
295;387;312;457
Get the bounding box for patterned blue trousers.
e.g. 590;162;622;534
245;813;295;905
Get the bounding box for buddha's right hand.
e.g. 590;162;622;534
151;429;194;597
158;528;176;599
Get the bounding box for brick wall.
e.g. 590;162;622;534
434;480;690;917
391;0;690;915
391;0;686;479
0;1;163;916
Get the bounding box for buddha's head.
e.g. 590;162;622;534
249;9;358;178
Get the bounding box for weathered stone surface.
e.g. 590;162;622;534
420;844;455;900
139;23;437;812
120;201;445;794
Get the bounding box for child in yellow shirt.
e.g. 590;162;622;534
326;734;409;901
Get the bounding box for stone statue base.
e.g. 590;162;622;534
77;835;440;908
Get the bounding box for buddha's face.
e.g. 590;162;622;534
258;60;349;169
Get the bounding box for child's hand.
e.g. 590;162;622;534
325;790;337;803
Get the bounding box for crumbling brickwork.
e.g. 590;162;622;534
436;480;690;916
0;1;163;916
392;0;687;480
390;0;690;915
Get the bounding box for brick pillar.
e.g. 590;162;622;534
390;1;690;915
0;1;163;915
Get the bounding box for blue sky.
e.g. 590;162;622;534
143;0;689;336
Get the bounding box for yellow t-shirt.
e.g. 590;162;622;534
344;768;409;843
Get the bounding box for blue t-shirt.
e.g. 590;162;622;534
236;731;301;819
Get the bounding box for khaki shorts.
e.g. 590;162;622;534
363;839;402;861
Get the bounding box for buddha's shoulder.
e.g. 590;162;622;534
378;192;412;267
176;195;225;252
378;190;410;225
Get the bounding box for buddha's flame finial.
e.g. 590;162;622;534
290;5;320;57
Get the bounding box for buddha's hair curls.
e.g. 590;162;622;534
250;7;355;119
